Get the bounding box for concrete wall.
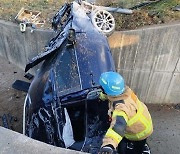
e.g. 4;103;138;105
0;20;55;73
0;20;179;104
109;23;180;104
0;126;86;154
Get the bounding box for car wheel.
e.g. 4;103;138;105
91;9;115;36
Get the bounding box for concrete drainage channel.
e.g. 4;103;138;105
0;57;87;154
0;20;180;153
0;56;180;153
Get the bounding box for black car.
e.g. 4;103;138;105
23;1;115;153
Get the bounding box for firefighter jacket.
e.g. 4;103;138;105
101;87;153;149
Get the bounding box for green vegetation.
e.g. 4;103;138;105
144;0;180;21
0;0;179;30
0;0;67;28
113;0;180;30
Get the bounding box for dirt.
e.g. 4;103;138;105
113;10;163;31
0;57;28;133
0;0;179;30
111;0;180;31
0;0;69;29
147;104;180;154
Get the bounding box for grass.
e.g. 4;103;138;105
0;0;68;28
142;0;180;22
113;0;180;30
0;0;179;30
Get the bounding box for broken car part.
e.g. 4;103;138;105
129;0;163;10
19;23;26;32
1;114;16;130
2;114;9;129
81;1;132;35
81;1;133;14
24;73;34;80
12;80;31;93
15;7;45;32
172;5;180;11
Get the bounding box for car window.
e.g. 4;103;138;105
54;47;81;94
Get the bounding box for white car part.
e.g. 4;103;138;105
62;108;75;148
23;94;29;135
91;9;115;35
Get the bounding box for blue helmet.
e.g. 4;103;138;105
99;71;125;96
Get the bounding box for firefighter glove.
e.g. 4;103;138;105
99;144;116;154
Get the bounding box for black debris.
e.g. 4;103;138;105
12;80;31;92
172;5;180;11
24;73;34;80
174;104;180;110
2;114;9;129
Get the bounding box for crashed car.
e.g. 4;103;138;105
23;1;115;153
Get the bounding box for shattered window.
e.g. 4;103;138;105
55;47;81;93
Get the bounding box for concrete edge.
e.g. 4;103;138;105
0;19;179;33
0;126;87;154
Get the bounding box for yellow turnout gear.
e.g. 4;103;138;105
102;87;153;148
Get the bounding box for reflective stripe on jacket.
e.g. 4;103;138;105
102;87;153;148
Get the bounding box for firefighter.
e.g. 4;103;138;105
98;71;153;154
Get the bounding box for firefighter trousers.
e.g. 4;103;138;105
117;137;146;154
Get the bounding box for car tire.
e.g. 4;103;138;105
91;9;115;36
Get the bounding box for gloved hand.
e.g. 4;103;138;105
99;92;107;101
99;144;116;154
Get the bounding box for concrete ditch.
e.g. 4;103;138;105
0;20;180;153
0;20;179;104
